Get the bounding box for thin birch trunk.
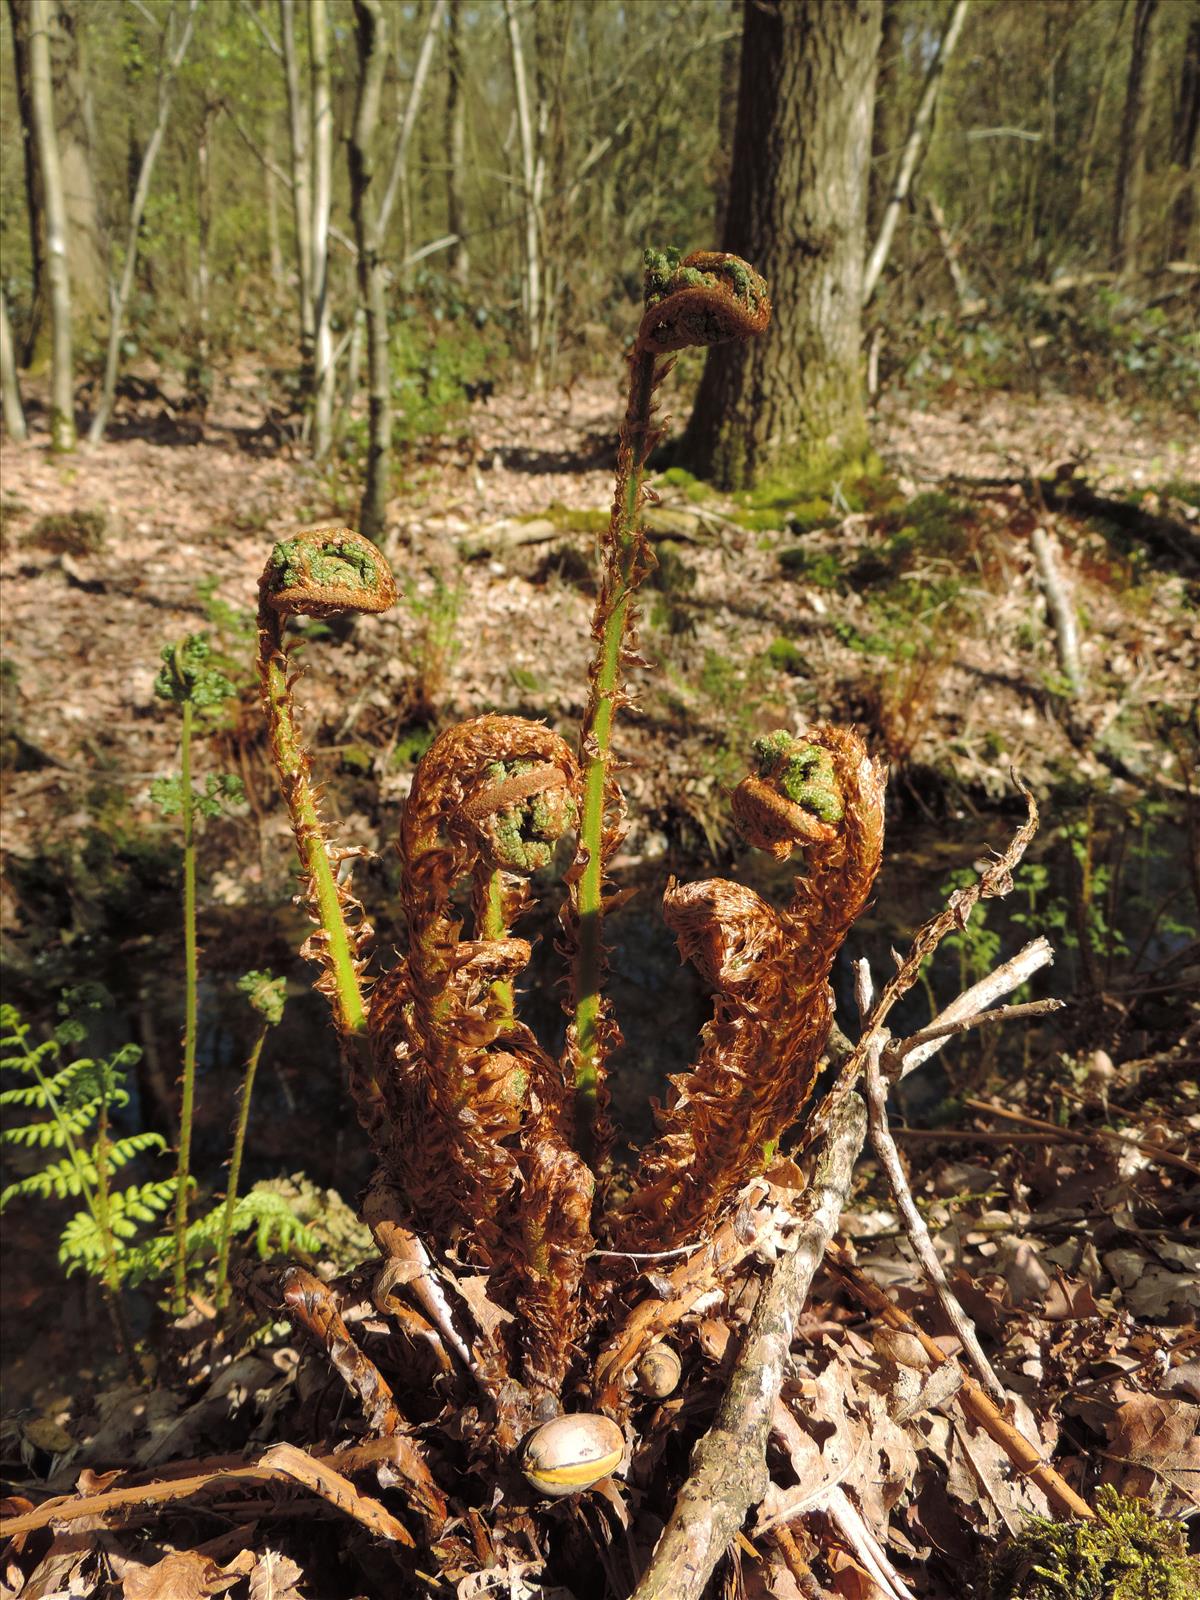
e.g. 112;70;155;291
863;0;969;305
349;0;391;542
265;114;285;291
192;94;217;408
378;0;446;242
281;0;314;382
28;0;74;449
309;0;334;458
88;0;197;444
0;289;28;441
445;0;468;284
504;0;542;378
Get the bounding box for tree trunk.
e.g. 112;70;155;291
505;0;542;379
309;0;334;458
0;289;28;441
27;0;74;449
868;0;902;244
349;0;391;542
1170;1;1200;257
191;95;217;410
863;0;968;304
445;0;468;284
265;114;285;292
682;0;882;490
1112;0;1160;275
51;1;106;336
7;0;47;366
88;0;197;443
281;0;314;385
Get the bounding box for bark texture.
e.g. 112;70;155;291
1112;0;1160;275
26;0;74;448
682;0;882;489
348;0;391;541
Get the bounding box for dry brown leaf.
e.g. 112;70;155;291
826;1545;889;1600
246;1548;307;1600
121;1549;240;1600
1105;1393;1200;1509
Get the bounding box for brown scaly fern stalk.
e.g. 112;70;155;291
609;726;886;1250
368;716;594;1403
563;250;770;1168
257;526;397;1139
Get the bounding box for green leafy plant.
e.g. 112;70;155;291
1;1001;171;1366
214;971;287;1310
153;634;244;1313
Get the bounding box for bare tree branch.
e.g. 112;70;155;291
630;1096;867;1600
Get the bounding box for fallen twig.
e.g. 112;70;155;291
864;1037;1008;1406
0;1441;418;1544
629;1096;866;1600
827;1242;1095;1522
963;1097;1200;1179
886;937;1056;1079
804;783;1042;1152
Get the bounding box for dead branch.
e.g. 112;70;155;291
629;1095;866;1600
0;1442;418;1544
1030;525;1084;697
889;997;1062;1057
864;1039;1008;1405
963;1097;1200;1179
827;1243;1094;1522
803;782;1042;1153
887;937;1056;1078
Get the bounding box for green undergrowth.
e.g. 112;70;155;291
987;1486;1199;1600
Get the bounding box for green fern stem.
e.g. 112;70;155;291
214;1023;267;1310
481;867;515;1026
261;644;367;1036
573;347;657;1132
171;699;199;1314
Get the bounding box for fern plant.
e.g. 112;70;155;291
1;1002;321;1337
153;632;245;1313
0;1002;171;1365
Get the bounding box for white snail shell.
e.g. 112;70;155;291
520;1413;625;1498
634;1343;682;1399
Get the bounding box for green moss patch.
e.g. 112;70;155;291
988;1486;1199;1600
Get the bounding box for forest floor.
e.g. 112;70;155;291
0;371;1198;1597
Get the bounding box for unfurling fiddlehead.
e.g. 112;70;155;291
257;526;398;1134
563;249;771;1166
610;726;886;1250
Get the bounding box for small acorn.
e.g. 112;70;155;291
520;1413;625;1498
634;1343;682;1399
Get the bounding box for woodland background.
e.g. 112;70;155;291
0;1;1198;1598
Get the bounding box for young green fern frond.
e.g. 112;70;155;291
562;247;772;1166
257;526;400;1142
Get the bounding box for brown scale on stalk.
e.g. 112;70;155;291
257;526;398;1140
368;716;595;1401
560;249;770;1177
609;725;886;1250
